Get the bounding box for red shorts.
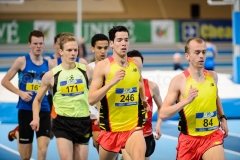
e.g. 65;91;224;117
91;120;101;132
176;129;224;160
96;129;136;152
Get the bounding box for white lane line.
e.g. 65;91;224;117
161;132;240;156
0;143;35;160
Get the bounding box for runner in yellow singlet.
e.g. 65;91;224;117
89;26;148;160
30;33;93;160
160;37;228;160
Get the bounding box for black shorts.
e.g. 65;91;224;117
145;134;156;157
52;115;92;144
18;109;51;144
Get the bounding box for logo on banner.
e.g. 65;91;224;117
156;27;168;38
34;21;56;45
151;20;174;43
181;22;200;41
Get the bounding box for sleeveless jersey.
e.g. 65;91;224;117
17;54;50;111
57;57;79;65
52;62;89;117
143;79;153;137
100;56;143;132
88;61;99;119
178;69;219;136
88;62;96;69
204;45;215;70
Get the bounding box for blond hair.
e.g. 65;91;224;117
59;32;76;50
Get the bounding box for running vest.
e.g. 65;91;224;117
57;57;79;65
17;54;50;111
88;61;99;119
52;62;89;117
100;56;143;132
143;79;153;137
204;45;215;70
178;69;219;136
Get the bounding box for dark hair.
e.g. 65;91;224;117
127;50;144;63
28;30;44;43
91;34;109;47
108;26;129;41
54;33;61;44
185;37;204;53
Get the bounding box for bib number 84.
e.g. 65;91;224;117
203;118;213;127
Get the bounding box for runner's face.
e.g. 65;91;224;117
28;36;44;56
60;41;78;64
110;31;129;58
92;40;109;61
186;40;206;69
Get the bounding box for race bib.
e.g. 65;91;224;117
26;83;40;92
195;111;218;132
60;79;84;96
115;87;138;107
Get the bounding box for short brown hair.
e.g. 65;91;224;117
185;37;204;53
28;30;44;43
59;32;76;50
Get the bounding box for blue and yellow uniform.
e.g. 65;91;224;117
204;45;215;70
17;54;50;144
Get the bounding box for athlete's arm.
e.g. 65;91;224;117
210;71;228;137
89;60;125;105
160;74;198;120
30;71;53;131
1;57;33;102
79;57;88;65
150;81;163;140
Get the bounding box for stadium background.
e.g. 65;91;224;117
0;0;239;159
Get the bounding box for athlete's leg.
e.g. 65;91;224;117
56;138;74;160
124;129;146;160
202;145;225;160
92;131;100;152
99;145;118;160
121;148;131;160
73;144;89;160
37;136;50;160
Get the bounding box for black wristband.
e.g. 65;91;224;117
219;115;228;120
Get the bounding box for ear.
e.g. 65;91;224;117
91;47;95;53
28;42;31;48
185;52;189;61
110;40;114;48
59;49;63;56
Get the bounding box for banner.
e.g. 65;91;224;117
179;20;232;42
0;20;33;44
57;20;151;43
151;20;175;43
34;20;56;45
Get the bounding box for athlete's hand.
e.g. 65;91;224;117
19;91;33;102
94;118;100;126
220;119;228;138
111;69;125;85
154;125;162;140
185;85;198;104
30;118;40;131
